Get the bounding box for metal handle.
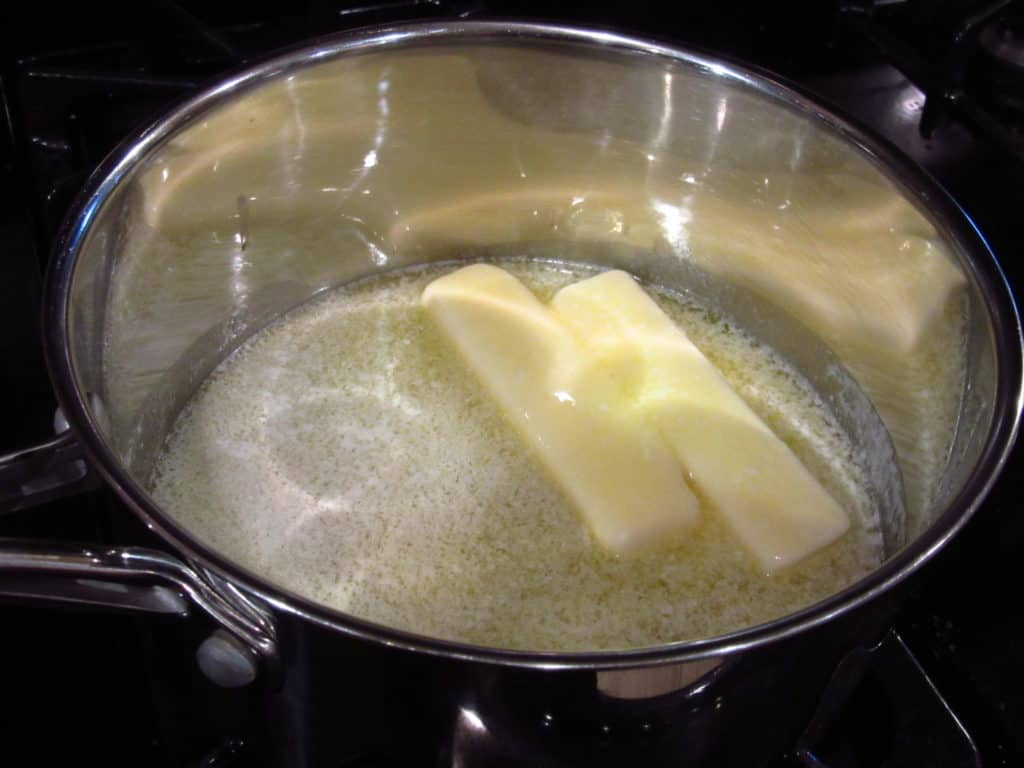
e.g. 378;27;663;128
1;415;278;681
0;537;278;675
0;430;99;513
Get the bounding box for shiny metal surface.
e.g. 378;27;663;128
0;538;277;667
17;21;1023;667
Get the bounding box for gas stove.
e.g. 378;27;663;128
1;2;1022;766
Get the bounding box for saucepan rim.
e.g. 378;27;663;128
44;20;1024;669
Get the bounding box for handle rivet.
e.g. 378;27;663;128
197;629;259;688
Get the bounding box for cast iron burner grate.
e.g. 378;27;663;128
837;0;1024;161
785;632;981;768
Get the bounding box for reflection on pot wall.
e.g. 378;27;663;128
80;41;967;538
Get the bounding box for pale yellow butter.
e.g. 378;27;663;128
551;270;850;571
421;264;700;555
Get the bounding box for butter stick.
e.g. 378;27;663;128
551;270;849;571
422;264;700;554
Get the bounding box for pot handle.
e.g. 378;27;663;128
0;429;100;513
0;537;279;681
2;421;278;683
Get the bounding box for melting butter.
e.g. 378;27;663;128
550;270;849;570
150;260;883;651
422;264;700;555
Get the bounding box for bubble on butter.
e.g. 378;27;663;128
150;260;884;651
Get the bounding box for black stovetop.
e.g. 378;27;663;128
2;2;1022;766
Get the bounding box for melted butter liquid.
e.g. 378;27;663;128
150;260;883;651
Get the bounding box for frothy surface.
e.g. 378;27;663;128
150;261;882;650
